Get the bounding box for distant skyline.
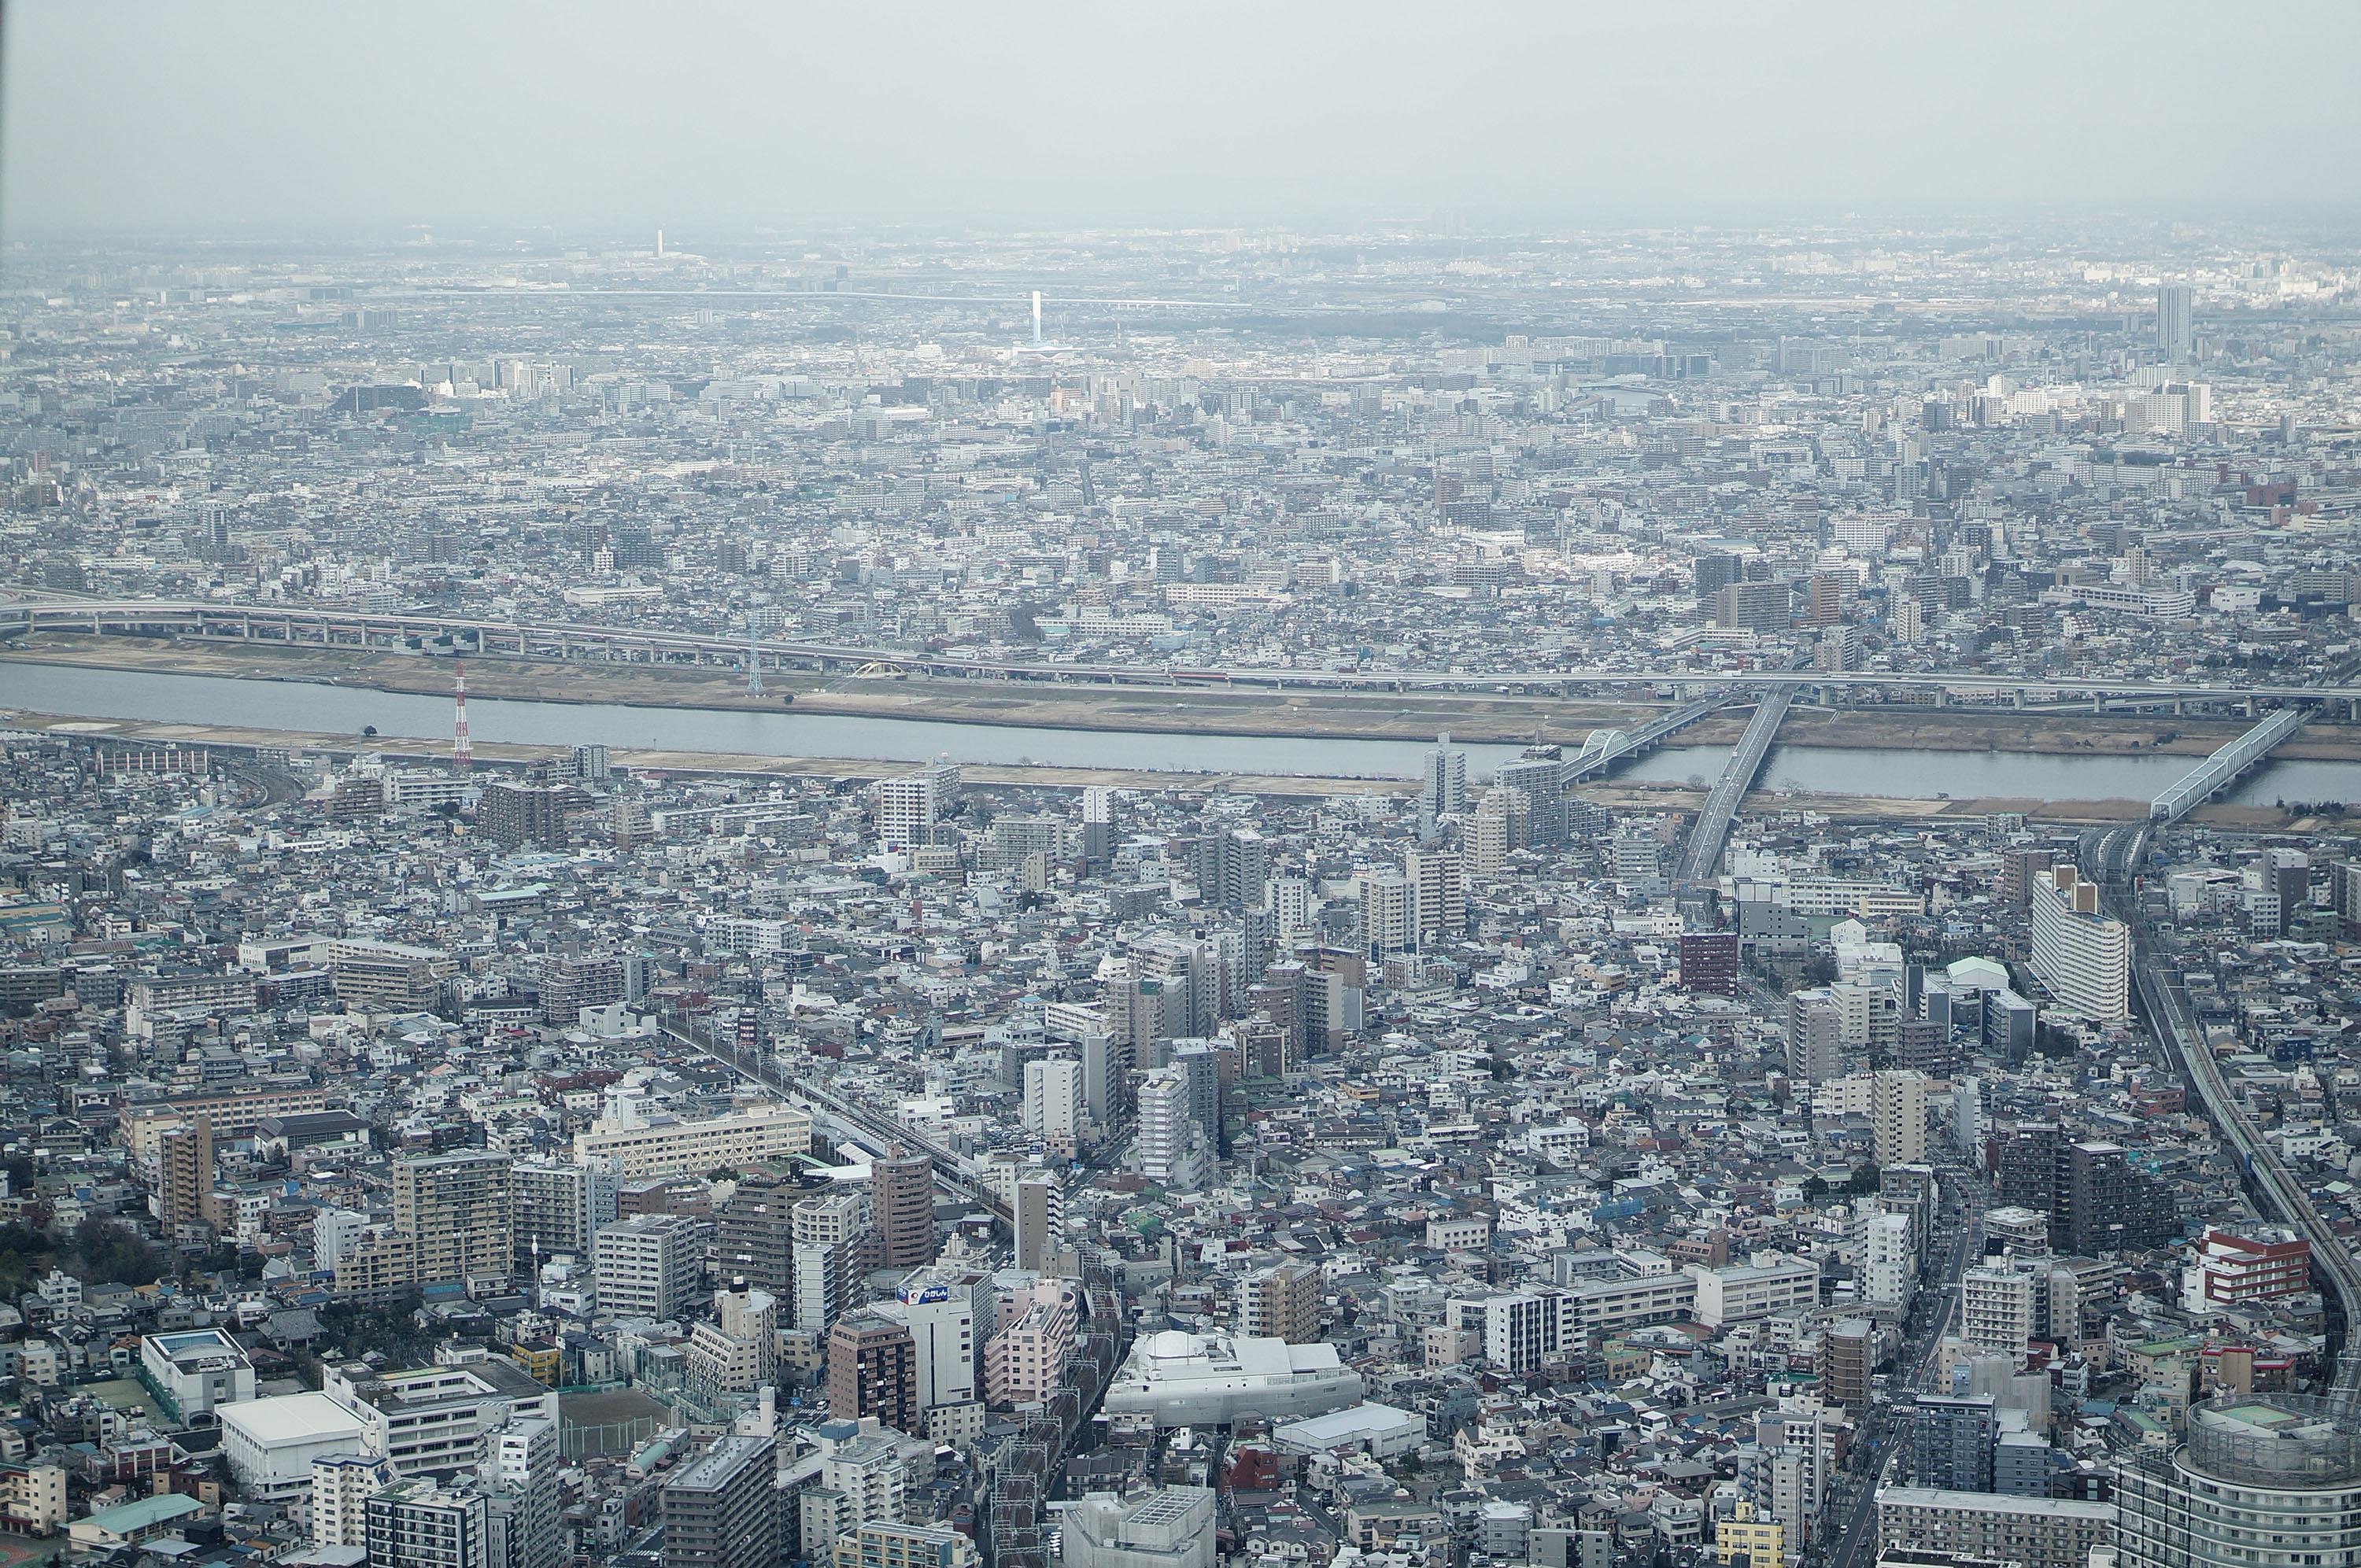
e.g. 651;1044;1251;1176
8;2;2361;235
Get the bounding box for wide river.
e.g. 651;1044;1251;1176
4;662;2358;804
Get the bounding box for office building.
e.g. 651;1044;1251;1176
876;1266;991;1421
1713;1500;1783;1568
2157;282;2193;360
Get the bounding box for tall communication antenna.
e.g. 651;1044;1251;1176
452;660;473;773
745;622;764;695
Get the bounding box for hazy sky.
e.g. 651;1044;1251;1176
8;2;2359;234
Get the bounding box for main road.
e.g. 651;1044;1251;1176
1823;1156;1986;1568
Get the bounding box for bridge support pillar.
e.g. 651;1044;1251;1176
2245;697;2258;718
2174;699;2185;717
1934;688;1948;709
2093;694;2104;713
2012;688;2026;710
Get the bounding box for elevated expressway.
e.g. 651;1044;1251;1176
6;598;2361;710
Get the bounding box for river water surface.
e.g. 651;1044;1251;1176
3;662;2356;803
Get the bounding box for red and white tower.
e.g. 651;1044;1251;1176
452;660;473;773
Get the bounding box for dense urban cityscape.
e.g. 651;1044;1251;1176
6;99;2361;1568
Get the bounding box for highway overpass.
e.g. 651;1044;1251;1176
1673;684;1796;885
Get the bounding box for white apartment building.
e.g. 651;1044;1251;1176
1864;1210;1918;1308
1136;1068;1209;1191
592;1214;701;1320
1961;1264;2041;1352
1022;1057;1083;1146
2029;865;2130;1020
1687;1255;1820;1327
874;763;958;853
571;1102;811;1177
1871;1071;1933;1168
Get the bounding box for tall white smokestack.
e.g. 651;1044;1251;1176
656;228;665;257
1033;291;1043;347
